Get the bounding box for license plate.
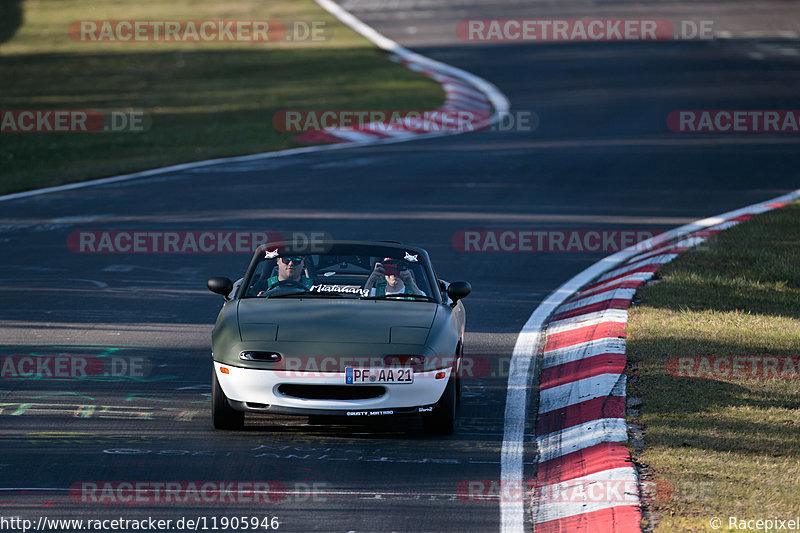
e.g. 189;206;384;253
345;367;414;384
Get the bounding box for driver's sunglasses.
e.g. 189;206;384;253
279;257;304;265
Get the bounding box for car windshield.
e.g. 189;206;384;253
240;243;436;301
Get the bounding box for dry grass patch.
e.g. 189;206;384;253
627;201;800;532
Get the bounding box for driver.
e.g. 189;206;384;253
364;258;425;296
259;256;314;295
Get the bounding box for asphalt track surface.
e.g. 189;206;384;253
1;0;799;532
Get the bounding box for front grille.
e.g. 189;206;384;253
277;384;385;400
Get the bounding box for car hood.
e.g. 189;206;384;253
237;298;437;343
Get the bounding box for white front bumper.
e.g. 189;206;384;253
214;362;450;412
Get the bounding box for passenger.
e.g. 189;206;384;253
364;258;425;296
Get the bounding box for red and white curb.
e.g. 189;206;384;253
501;189;800;533
299;0;507;145
294;59;494;144
0;0;508;203
534;197;798;532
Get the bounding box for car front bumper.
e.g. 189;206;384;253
214;362;451;416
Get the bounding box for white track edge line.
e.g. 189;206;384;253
0;0;509;203
315;0;509;117
500;188;800;533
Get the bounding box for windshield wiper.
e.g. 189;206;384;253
361;294;435;302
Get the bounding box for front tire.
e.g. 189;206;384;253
212;369;244;430
423;374;456;435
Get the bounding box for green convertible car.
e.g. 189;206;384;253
207;240;471;434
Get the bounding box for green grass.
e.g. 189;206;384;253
627;201;800;532
0;0;444;195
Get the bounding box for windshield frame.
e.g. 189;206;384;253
236;241;442;304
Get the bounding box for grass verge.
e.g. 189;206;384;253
0;0;444;195
627;200;800;532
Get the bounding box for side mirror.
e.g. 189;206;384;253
207;277;234;298
447;281;471;305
